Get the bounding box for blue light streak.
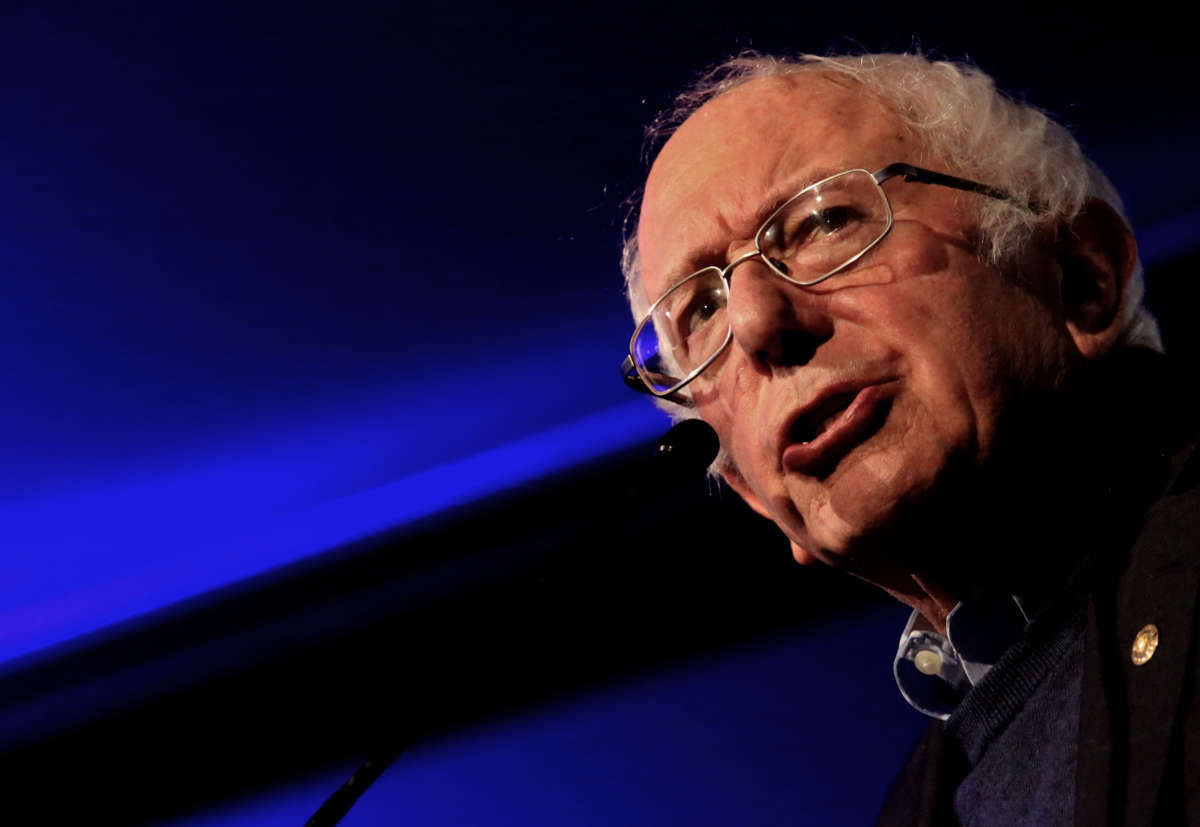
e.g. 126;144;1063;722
0;400;665;667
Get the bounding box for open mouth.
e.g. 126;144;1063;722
788;391;860;445
782;383;895;477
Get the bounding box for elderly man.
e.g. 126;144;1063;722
620;53;1199;824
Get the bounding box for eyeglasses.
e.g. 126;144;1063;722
621;162;1011;402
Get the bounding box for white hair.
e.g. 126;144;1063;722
622;51;1161;364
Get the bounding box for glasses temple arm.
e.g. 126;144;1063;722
620;355;696;407
874;162;1014;204
621;355;652;394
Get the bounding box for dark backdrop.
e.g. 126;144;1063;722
1;3;1197;824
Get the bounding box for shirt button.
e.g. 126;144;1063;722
1131;624;1159;666
914;649;943;675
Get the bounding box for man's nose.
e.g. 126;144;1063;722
725;256;833;367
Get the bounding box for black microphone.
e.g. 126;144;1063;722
654;419;720;476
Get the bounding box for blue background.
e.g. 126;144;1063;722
4;1;1199;667
2;3;1198;824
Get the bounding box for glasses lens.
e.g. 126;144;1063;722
632;267;729;394
757;170;891;284
632;322;678;394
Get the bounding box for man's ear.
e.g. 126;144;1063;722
1057;198;1138;359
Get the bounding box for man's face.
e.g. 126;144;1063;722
637;75;1078;581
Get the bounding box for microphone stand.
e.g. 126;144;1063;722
303;420;719;825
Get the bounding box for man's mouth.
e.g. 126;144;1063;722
781;382;895;477
788;391;861;444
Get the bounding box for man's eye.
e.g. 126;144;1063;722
666;284;727;355
691;296;715;328
680;290;723;334
765;204;864;251
797;205;861;240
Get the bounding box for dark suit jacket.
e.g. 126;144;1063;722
878;430;1200;825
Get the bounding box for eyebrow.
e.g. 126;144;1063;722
665;162;853;284
756;163;855;222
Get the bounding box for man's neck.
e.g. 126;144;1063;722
902;348;1183;631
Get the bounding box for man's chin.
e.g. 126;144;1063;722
785;521;875;572
789;540;821;566
787;490;923;574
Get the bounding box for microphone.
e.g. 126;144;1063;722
654;419;720;475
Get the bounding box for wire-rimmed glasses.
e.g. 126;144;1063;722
621;162;1011;402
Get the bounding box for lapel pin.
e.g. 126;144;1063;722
1131;624;1159;666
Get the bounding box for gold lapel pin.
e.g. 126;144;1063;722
1131;624;1159;666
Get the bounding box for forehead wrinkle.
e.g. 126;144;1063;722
645;155;872;287
639;74;908;292
641;147;796;279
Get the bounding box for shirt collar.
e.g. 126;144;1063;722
893;590;1031;719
